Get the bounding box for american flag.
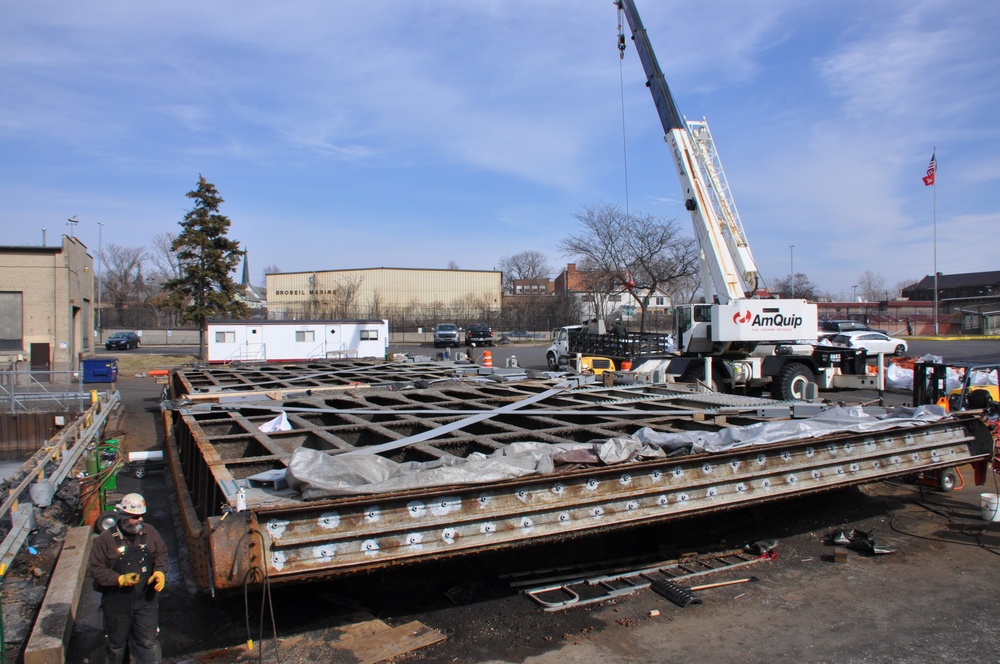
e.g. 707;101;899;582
922;151;937;186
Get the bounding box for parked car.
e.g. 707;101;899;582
818;320;891;341
433;323;460;348
831;331;907;356
465;323;494;346
105;331;141;350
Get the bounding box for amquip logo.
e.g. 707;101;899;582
733;309;805;328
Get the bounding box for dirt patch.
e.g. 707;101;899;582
113;353;198;376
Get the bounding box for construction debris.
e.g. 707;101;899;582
825;528;898;556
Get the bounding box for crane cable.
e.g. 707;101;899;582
617;6;631;221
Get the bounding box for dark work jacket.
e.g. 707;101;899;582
88;523;168;594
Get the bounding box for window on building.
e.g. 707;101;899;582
295;330;315;342
655;297;665;306
215;331;235;343
0;292;23;350
361;329;379;340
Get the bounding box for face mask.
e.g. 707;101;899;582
120;519;143;535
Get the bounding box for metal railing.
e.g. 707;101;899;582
0;390;120;575
0;370;90;414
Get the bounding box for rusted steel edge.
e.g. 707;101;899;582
183;382;375;404
203;414;994;591
162;407;213;593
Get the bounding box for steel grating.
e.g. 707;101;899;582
161;360;997;592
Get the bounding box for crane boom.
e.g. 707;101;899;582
615;0;751;304
615;0;816;359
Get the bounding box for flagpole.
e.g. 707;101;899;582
932;146;938;335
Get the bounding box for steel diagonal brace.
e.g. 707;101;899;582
338;381;577;457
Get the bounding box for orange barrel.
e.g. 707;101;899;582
483;351;493;368
621;360;633;371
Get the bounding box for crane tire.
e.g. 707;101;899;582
773;363;815;401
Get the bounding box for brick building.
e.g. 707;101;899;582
0;235;94;373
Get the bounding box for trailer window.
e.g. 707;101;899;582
361;329;379;340
295;330;315;342
215;331;235;343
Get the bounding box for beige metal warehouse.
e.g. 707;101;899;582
266;267;501;321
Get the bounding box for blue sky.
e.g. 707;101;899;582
3;0;998;300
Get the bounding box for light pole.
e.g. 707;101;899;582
97;221;104;343
789;245;795;298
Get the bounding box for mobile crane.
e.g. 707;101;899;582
615;0;874;399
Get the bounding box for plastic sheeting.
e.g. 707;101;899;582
287;438;667;499
633;405;945;454
284;405;951;499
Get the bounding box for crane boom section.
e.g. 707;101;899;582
616;0;750;304
687;119;761;293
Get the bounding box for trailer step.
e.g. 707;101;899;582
520;545;773;611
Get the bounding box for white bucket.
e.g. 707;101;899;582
980;493;1000;522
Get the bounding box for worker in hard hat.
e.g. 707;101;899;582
87;492;168;664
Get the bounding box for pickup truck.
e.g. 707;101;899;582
465;323;494;346
433;323;460;348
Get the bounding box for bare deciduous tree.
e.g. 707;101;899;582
770;273;821;301
102;243;148;311
895;277;919;298
498;251;552;293
262;264;282;289
331;275;364;319
857;270;888;302
148;232;180;281
559;204;699;331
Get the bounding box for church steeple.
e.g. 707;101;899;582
241;251;250;287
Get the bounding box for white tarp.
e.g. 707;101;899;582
285;405;949;499
633;405;946;454
287;438;666;499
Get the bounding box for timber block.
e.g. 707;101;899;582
24;526;93;664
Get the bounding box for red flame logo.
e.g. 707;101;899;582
733;310;752;324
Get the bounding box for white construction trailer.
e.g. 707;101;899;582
206;319;389;364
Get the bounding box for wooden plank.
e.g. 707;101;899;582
331;618;446;664
24;526;94;664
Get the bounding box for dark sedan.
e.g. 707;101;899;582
105;331;141;350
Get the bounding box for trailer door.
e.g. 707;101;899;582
245;326;265;361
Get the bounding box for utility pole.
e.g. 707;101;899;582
97;221;104;343
789;245;795;298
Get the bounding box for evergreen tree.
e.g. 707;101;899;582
161;175;249;359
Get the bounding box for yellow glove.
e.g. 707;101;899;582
147;570;165;592
118;572;140;587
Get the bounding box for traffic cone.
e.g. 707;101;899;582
482;350;493;368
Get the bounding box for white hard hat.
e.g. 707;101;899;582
115;493;147;516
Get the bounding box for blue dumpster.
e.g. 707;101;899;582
82;358;119;383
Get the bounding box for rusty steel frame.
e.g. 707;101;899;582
161;361;996;593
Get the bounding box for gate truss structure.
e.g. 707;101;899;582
161;360;995;593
